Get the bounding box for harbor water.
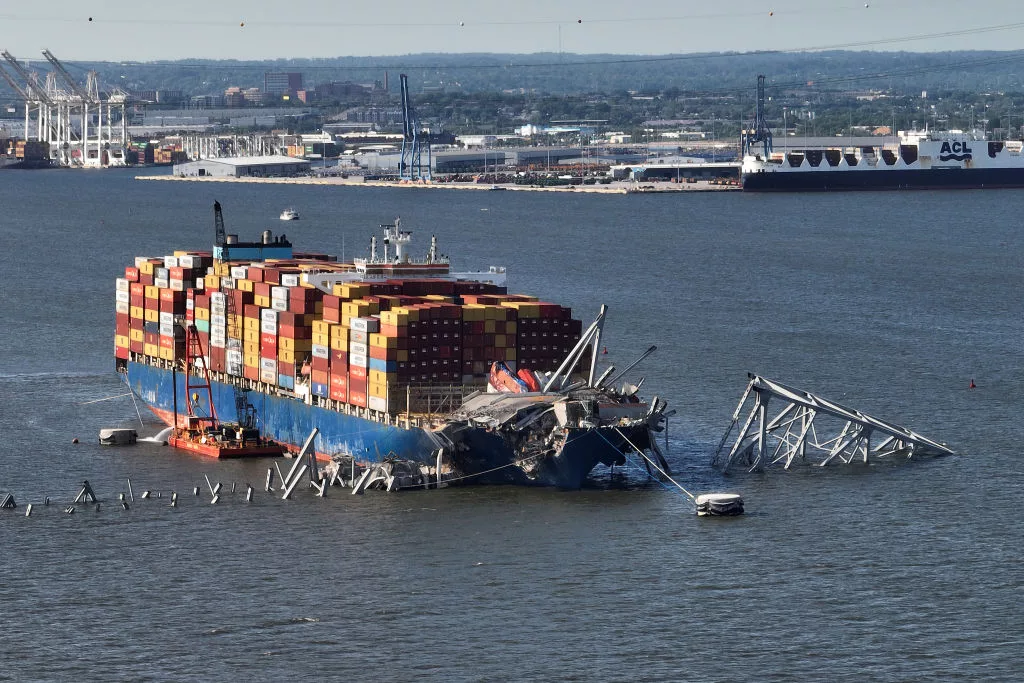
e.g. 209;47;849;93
0;169;1021;681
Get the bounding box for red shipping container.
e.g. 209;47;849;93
253;282;271;297
244;364;259;382
348;389;367;408
261;332;277;346
331;350;348;366
261;340;276;357
129;282;145;297
311;369;329;385
248;267;265;283
312;355;330;373
329;372;348;401
350;365;367;381
125;266;140;282
130;339;144;354
278;324;312;339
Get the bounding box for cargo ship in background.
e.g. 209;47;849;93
742;129;1024;191
740;74;1024;192
115;204;669;488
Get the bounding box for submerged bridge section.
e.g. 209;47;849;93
712;374;954;473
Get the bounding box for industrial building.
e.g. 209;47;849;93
173;156;311;178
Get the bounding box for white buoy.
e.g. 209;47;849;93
695;493;745;517
141;490;150;499
25;504;32;517
170;492;178;508
210;494;219;505
246;485;253;502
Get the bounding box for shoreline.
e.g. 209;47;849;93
134;174;740;194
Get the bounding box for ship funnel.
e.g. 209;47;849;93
225;234;238;244
262;230;274;244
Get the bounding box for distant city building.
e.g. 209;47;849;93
156;90;184;105
264;72;303;96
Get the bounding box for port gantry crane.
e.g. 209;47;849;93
741;74;774;158
0;49;126;167
398;73;431;181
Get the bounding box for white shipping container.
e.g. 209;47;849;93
350;317;380;333
349;342;368;357
259;369;277;384
220;276;235;290
230;266;248;279
210;292;226;305
169;279;185;292
163;255;178;269
115;278;129;292
134;256;152;268
226;338;242;352
159;311;175;326
281;273;300;288
368;395;388;413
350;329;368;344
260;319;278;335
311;344;330;359
227;362;243;377
271;286;290;301
115;301;130;314
271;298;289;312
260;309;278;324
178;255;195;268
226;349;243;364
155;267;169;280
349;352;368;368
115;290;130;303
195;279;205;291
260;358;278;373
186;297;194;310
210;314;226;328
159;322;175;337
210;337;226;349
154;277;169;289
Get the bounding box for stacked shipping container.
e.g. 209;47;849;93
116;252;583;415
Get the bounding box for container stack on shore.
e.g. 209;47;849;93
115;251;583;415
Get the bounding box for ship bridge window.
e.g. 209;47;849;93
805;150;823;167
824;149;841;167
900;145;918;164
843;153;858;166
787;153;804;168
881;149;897;166
989;141;1004;157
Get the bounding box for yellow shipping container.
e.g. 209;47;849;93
502;301;539;318
380;310;409;327
329;324;349;342
484;320;496;334
293;339;313;354
144;309;159;323
368;369;398;385
330;336;347;351
130;305;145;320
244;341;259;356
204;274;220;290
505;348;517;361
279;337;296;351
369;382;388;398
461;304;486;321
144;285;160;300
115;334;130;348
333;283;371;299
312;332;329;347
313;319;331;334
159;347;175;361
369;333;398;349
254;295;271;308
506;321;517;335
392;306;420;322
244;317;260;332
495;334;506;347
237;279;254;292
195;308;210;321
143;343;159;357
139;260;156;276
244;352;259;368
243;328;258;343
129;329;145;342
424;294;455;303
213;262;230;277
279;348;296;364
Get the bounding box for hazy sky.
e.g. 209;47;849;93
2;0;1022;62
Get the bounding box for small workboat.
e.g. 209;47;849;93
280;208;300;221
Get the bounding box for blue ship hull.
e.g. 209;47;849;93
742;167;1024;191
125;361;435;463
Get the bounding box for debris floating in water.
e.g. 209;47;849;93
695;493;745;517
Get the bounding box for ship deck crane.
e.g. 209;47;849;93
213;201;258;430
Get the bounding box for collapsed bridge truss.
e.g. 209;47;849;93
712;374;954;473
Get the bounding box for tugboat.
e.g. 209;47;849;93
279;208;300;221
167;324;284;459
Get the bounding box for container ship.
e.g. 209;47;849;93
742;129;1024;191
114;203;669;488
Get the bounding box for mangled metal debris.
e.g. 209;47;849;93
712;374;954;473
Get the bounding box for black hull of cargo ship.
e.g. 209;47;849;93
743;167;1024;192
